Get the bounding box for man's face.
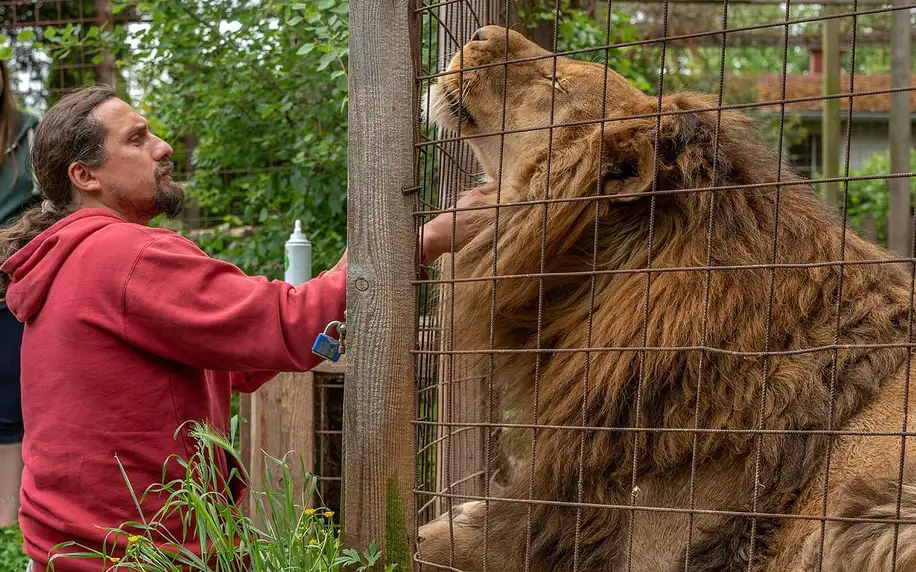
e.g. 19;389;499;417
89;98;185;224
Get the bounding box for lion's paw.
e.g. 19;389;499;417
416;501;488;570
418;500;485;544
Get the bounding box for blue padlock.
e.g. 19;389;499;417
312;322;343;362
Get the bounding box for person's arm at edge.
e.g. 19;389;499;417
228;181;497;393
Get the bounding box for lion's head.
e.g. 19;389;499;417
427;25;755;204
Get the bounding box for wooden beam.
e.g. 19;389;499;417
245;371;318;523
633;30;899;49
629;0;895;4
93;0;116;87
887;0;913;256
238;392;253;511
432;0;490;522
344;0;417;568
821;6;841;207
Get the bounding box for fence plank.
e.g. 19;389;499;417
244;373;316;524
888;0;913;256
430;0;501;520
93;0;117;87
280;372;316;502
861;217;878;243
345;0;418;568
238;392;252;511
820;5;841;207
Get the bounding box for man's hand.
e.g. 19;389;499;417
421;181;497;264
328;249;348;274
320;181;496;276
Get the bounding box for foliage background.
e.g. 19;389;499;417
0;525;29;571
15;0;352;277
128;0;352;277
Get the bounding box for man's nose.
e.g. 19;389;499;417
153;136;173;161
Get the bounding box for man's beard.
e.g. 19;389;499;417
154;160;185;219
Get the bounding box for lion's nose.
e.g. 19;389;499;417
471;27;485;41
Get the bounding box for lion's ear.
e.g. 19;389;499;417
599;96;719;201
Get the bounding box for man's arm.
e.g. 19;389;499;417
121;234;347;374
121;182;497;381
324;181;497;275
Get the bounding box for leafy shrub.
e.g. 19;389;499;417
0;525;29;571
814;149;916;245
49;420;391;572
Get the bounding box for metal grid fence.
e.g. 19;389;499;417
411;0;915;570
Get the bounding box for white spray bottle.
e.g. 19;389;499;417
284;219;312;286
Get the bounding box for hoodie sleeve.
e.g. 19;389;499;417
120;233;347;374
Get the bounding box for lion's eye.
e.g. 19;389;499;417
547;77;568;95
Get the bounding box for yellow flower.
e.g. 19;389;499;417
323;511;334;519
309;539;318;546
127;535;140;543
304;508;316;516
109;557;120;563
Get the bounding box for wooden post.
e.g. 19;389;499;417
821;6;840;207
344;0;417;568
861;217;878;243
245;228;316;521
93;0;117;87
431;0;492;520
887;0;912;256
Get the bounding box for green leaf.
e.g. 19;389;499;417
16;29;35;42
0;47;12;61
317;51;336;71
296;42;315;56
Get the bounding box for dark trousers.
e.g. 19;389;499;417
0;306;23;445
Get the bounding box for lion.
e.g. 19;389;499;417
416;25;916;572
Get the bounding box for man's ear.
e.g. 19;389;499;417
68;162;102;195
599;95;720;201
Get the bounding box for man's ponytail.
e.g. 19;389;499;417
0;202;65;301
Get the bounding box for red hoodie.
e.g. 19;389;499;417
1;209;347;571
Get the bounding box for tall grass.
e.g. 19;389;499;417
48;418;393;571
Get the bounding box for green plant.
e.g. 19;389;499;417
48;420;393;572
516;0;653;93
0;524;29;571
814;149;916;245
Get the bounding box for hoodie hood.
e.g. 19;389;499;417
2;209;126;321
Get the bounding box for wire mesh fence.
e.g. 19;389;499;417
412;0;916;570
4;0;916;568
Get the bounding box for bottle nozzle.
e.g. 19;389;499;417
288;219;309;242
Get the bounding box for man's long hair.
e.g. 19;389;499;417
0;85;118;300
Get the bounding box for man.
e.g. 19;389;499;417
0;85;490;571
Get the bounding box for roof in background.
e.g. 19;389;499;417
727;73;916;115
